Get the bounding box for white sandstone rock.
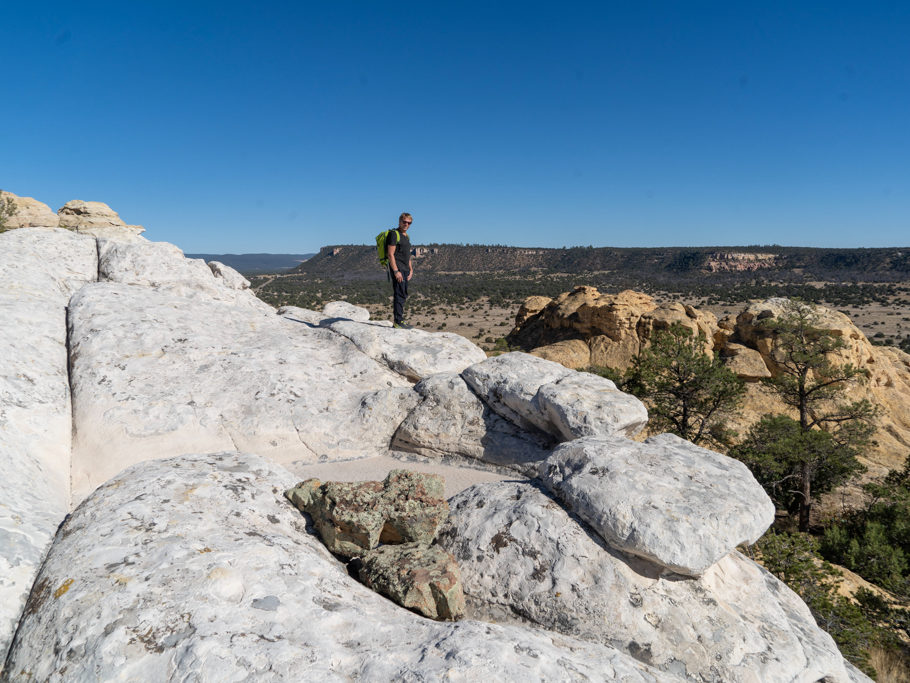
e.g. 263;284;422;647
461;353;645;441
329;320;487;381
98;238;272;312
322;300;371;322
0;228;98;299
461;352;574;432
4;452;661;682
539;434;775;575
392;372;552;469
535;371;649;439
437;481;851;682
67;283;415;502
277;305;327;326
207;261;250;290
0;227;98;662
98;238;217;289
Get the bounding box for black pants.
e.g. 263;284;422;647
391;270;409;324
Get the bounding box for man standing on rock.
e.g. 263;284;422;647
387;212;414;329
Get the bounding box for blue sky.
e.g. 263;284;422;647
2;1;908;252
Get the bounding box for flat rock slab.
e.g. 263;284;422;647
437;481;851;682
359;543;466;620
286;470;448;558
329;320;487;381
67;282;415;501
4;452;660;682
392;372;553;470
539;434;775;575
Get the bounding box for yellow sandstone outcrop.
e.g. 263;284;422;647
508;287;910;474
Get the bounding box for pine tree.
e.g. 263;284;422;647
623;323;745;448
0;191;17;233
735;300;877;531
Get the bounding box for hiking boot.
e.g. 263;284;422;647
393;322;413;330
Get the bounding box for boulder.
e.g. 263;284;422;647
0;190;59;229
391;372;553;469
328;320;487;381
539;434;774;575
287;478;386;557
56;199;144;237
534;372;648;439
322;300;370;322
461;353;647;442
358;543;466;620
5;453;659;681
508;288;657;364
285;470;448;558
67;282;414;501
509;287;719;372
437;481;853;682
461;352;573;433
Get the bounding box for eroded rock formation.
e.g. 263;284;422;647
0;207;870;680
509;286;910;474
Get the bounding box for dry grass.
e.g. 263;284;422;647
364;298;519;352
870;646;910;683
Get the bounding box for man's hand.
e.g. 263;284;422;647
395;270;404;283
406;269;412;281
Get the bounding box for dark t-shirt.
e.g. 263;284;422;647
388;229;411;273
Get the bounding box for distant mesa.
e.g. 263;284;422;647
291;242;910;280
185;253;316;274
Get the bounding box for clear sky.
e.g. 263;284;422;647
3;1;908;253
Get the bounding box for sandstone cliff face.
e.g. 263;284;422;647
704;251;777;272
0;215;868;681
509;287;910;474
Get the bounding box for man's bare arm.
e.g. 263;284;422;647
388;244;403;281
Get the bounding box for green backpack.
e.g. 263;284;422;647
375;229;400;267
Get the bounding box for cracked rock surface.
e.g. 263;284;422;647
437;481;851;682
0;228;98;661
4;452;661;682
0;225;869;680
67;282;414;501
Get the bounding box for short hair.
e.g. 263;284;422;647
399;212;412;223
